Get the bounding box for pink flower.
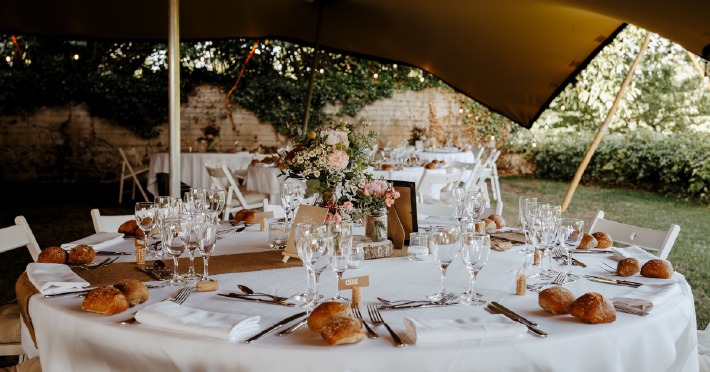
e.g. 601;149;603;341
342;201;353;209
321;129;350;147
327;150;349;169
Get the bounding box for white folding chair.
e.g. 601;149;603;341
450;160;481;191
415;169;463;204
469;149;502;207
118;147;150;203
0;216;41;362
589;210;680;259
262;198;286;219
205;163;267;220
91;209;133;233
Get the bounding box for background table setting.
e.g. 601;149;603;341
16;218;698;371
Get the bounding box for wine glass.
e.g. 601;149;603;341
427;224;462;301
460;233;491;305
281;182;305;223
205;189;226;223
464;190;486;220
297;225;333;309
451;186;466;224
518;196;537;254
190;188;207;211
153;196;179;258
327;221;353;302
559;218;584;276
184;211;208;281
162;216;191;285
529;205;555;278
293;223;315;303
199;222;218;281
135;202;157;257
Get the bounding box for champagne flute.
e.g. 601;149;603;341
451;186;466;224
297;225;333;310
518;196;536;254
163;216;190;285
190;188;207;211
293;223;315;303
184;211;207;281
199;223;218;281
327;221;353;302
559;218;584;276
135;202;157;257
464;190;486;220
460;233;491;305
154;195;179;258
427;224;462;301
206;189;226;223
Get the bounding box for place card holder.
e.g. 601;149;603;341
254;211;274;231
281;205;329;263
338;275;369;307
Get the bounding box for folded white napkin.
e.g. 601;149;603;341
403;315;527;344
26;263;90;295
610;246;657;262
61;232;124;251
134;301;260;342
612;282;682;314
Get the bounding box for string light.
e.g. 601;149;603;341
491;136;496;141
373;73;378;79
419;77;424;82
459;108;463;114
4;56;10;62
319;68;324;74
73;54;80;60
532;142;537;148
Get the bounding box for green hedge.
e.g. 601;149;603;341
505;129;710;204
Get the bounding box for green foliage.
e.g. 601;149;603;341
507;129;710;204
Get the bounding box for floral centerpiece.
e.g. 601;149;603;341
353;179;401;240
200;123;221;152
279;121;377;222
409;125;428;145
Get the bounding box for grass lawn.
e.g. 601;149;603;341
498;176;710;329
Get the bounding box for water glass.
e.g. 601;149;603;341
427;225;462;301
460;233;491;305
408;232;429;261
268;221;290;249
348;243;365;269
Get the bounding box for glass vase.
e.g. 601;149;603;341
364;208;388;242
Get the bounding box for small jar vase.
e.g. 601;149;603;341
206;138;219;152
364;208;388;242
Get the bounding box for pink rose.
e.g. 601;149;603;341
327;150;349;169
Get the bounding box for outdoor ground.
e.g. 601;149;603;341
1;176;708;367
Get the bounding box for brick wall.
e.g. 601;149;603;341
0;84;465;183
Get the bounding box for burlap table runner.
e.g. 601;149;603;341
16;249;407;347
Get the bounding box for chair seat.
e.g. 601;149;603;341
226;186;268;207
0;304;21;344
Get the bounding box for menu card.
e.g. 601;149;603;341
281;205;329;262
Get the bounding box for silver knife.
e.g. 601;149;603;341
486;304;547;338
96;251;133;256
378;302;458;310
217;293;295;307
244;311;308;343
572;250;613;254
584;276;642;287
490;302;538;327
276;318;308;336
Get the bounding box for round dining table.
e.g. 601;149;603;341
19;221;698;372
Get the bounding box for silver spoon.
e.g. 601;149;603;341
237;284;289;301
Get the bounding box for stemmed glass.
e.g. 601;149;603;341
451;186;466;224
297;225;333;309
154;196;180;258
281;182;305;223
184;211;208;281
460;233;491;305
135;202;157;257
205;189;226;223
199;222;218;281
518;196;537;254
559;218;584;276
162;216;191;285
327;221;353;302
427;225;462;301
529;205;556;278
464;190;486;220
190;188;207;211
293;223;316;303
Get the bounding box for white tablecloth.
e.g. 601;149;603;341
28;236;698;371
147;152;254;196
246;165;285;205
416;149;475;164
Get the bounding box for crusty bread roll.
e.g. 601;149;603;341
307;302;354;333
538;286;576;315
118;220;139;235
320;317;365;345
250;159;260;165
233;209;257;224
82;286;129;315
617;257;641;277
577;233;598;250
381;164;394;171
641;259;673;279
425;162;436;169
591;232;613;248
487;215;506;229
68;244;96;265
113;279;149;306
38;246;68;264
481;218;497;231
570;292;616;324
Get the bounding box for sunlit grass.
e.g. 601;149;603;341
499;176;710;328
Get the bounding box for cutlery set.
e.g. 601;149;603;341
69;257;119;270
486;302;548;338
584;275;642;288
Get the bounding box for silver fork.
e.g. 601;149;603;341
120;285;193;324
367;304;405;347
351;304;379;338
70;257;112;270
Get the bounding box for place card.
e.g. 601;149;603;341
338;275;369;307
281;205;329;262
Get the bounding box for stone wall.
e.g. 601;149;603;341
0;85;468;183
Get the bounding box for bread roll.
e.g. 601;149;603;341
481;218;496;231
233;209;257;223
307;302;354;333
113;279;149;306
68;244;96;265
381;164;394;171
250;159;260;165
577;233;598;250
118;220;139;235
82;286;129;315
425;162;436;169
487;215;506;229
38;246;68;264
641;259;673;279
538;286;576;315
320;317;365;345
591;232;613;248
617;257;640;277
570;292;616;324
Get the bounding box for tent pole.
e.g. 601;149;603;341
561;32;650;212
686;50;710;92
302;3;324;134
168;0;181;198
